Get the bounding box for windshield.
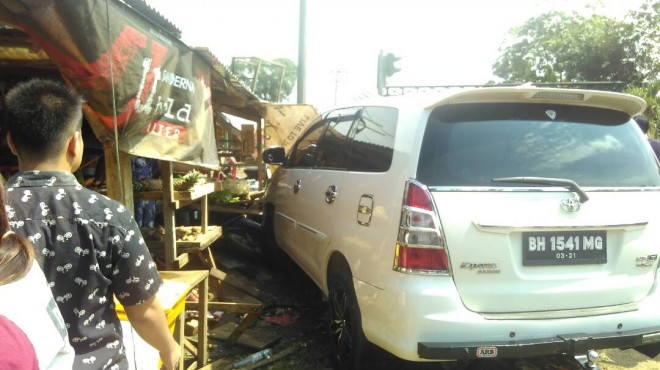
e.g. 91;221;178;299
417;103;660;187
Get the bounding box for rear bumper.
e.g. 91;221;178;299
418;326;660;360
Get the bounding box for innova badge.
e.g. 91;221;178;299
560;198;580;213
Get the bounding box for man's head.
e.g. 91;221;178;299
634;114;650;134
4;79;84;171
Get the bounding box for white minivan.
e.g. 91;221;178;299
261;86;660;369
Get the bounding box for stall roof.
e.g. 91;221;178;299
0;26;51;67
195;47;264;122
120;0;181;38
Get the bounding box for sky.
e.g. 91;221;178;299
144;0;645;112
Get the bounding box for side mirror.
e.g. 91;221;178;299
262;147;286;165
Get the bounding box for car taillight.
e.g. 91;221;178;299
393;180;451;275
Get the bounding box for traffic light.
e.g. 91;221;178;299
383;53;401;77
377;51;401;93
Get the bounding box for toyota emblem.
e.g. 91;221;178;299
560;198;580;213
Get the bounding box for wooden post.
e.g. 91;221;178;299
198;275;209;366
160;161;178;269
103;145;134;213
256;117;265;190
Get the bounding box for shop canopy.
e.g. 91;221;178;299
0;0;262;169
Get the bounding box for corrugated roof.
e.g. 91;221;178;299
120;0;181;38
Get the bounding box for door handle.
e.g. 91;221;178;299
294;179;302;194
325;185;338;204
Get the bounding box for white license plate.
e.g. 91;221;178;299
522;231;607;266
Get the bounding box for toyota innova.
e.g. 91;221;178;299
261;86;660;369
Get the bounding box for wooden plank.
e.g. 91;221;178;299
103;146;134;213
208;322;280;350
173;253;189;269
160;161;177;269
187;301;262;315
144;226;222;253
173;310;185;370
201;194;209;233
198;274;209;365
219;273;263;300
225;344;300;370
205;203;263;216
133;182;222;202
197;343;300;370
209;267;227;282
183;338;197;356
174;182;222;201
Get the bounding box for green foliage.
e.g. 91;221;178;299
211;189;239;204
627;0;660;80
626;81;660;138
493;1;660;137
231;57;297;102
493;11;644;85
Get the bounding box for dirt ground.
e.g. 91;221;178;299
196;230;660;370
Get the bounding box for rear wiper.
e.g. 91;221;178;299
492;177;589;203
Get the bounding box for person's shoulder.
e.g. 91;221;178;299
73;187;134;223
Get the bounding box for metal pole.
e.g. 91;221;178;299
297;0;306;103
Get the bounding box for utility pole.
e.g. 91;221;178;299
332;70;346;105
297;0;307;103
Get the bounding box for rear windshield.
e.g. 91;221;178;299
417;103;660;187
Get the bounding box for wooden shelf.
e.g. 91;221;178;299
134;181;223;201
145;226;222;254
207;203;263;216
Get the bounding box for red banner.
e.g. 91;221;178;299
0;0;218;168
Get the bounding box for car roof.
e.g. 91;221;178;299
353;86;646;117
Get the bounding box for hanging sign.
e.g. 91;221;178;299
264;103;319;153
0;0;218;168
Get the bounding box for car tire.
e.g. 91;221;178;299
328;269;366;370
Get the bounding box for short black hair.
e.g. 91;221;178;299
634;114;650;134
4;79;83;160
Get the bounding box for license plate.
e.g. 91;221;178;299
522;231;607;266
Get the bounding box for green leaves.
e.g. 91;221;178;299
492;9;650;86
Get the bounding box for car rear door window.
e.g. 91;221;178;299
346;107;398;172
417;103;660;187
314;109;359;169
288;117;326;168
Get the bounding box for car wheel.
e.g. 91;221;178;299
328;270;366;370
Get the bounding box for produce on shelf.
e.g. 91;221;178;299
141;225;202;242
134;178;163;192
133;170;209;192
176;169;206;191
175;226;202;241
210;189;241;204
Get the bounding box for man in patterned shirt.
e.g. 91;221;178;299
3;78;181;369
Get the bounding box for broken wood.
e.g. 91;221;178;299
197;343;301;370
208;322;281;350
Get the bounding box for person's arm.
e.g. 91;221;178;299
123;295;181;370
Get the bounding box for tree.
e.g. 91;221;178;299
627;0;660;81
231;57;297;102
625;1;660;137
492;12;645;85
